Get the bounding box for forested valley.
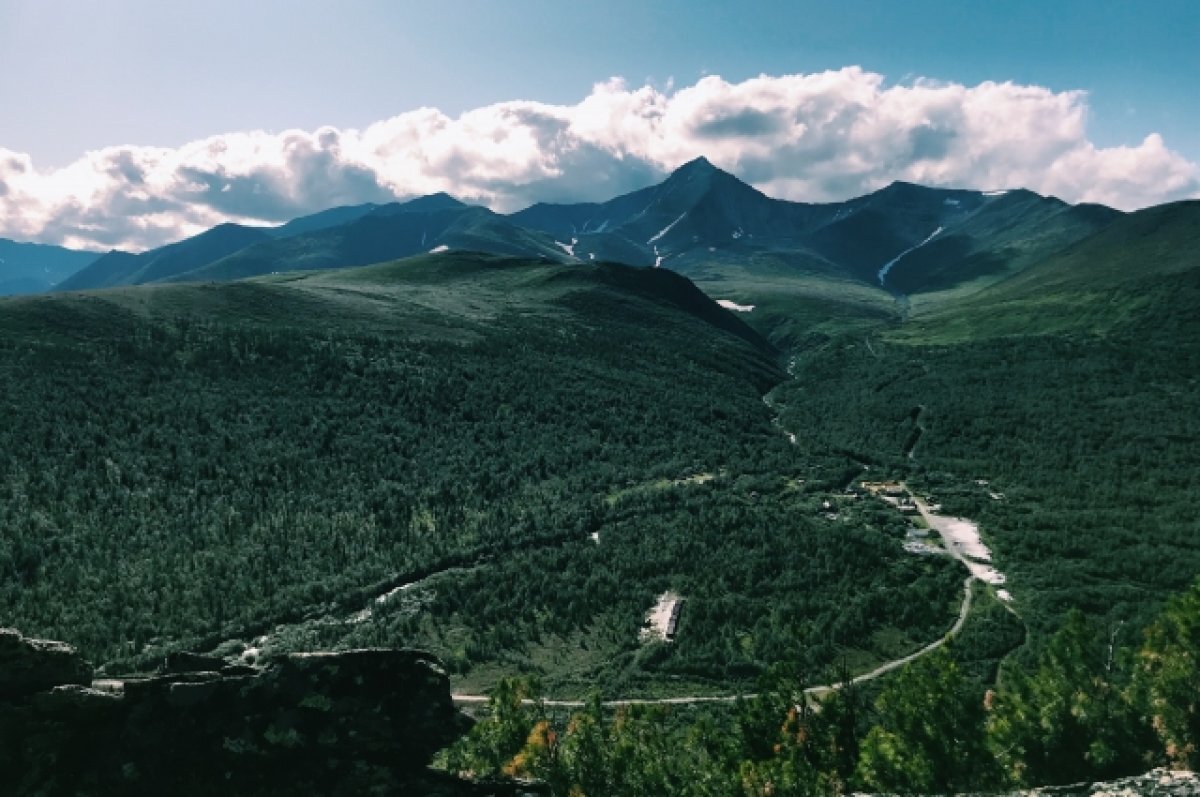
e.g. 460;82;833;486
4;246;1200;793
0;258;960;695
438;259;1200;794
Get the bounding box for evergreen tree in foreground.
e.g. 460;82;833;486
1136;578;1200;770
987;610;1150;784
856;646;998;792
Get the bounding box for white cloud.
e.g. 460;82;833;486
1;67;1197;251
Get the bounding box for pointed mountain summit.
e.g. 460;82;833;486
37;159;1127;306
639;167;797;254
661;155;723;184
511;156;812;267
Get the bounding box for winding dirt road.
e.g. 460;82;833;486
449;431;992;709
451;574;976;708
100;571;975;711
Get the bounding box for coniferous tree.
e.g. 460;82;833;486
987;610;1149;785
1135;578;1200;770
855;647;997;792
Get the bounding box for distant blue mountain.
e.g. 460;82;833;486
44;159;1124;297
0;239;100;295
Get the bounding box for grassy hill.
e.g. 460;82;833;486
168;206;570;282
7;189;1200;791
899;199;1199;341
890;190;1121;301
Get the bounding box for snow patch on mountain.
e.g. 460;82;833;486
648;212;687;245
429;245;449;253
717;299;755;312
877;227;943;287
555;237;577;256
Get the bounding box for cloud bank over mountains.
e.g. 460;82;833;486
3;67;1197;251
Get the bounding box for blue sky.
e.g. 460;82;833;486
1;0;1197;249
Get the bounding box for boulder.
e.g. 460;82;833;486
119;648;470;792
0;628;92;699
1018;768;1200;796
1;635;491;796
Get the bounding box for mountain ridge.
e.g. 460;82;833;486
24;158;1147;312
0;238;101;295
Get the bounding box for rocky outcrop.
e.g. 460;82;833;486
0;628;538;796
853;769;1200;796
1011;769;1200;796
0;628;92;699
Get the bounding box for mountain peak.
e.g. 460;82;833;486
876;180;942;197
421;191;466;206
396;192;467;213
673;156;718;176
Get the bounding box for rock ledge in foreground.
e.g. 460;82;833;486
0;629;531;796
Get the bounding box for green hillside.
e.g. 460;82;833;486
774;201;1200;656
890;191;1120;300
900;199;1200;340
0;253;962;696
56;223;275;291
6;194;1200;792
173;206;568;283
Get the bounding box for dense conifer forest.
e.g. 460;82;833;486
4;241;1200;792
0;257;961;694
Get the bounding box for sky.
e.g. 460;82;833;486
1;0;1197;251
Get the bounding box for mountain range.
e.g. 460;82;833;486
14;156;1157;313
0;238;100;295
4;151;1200;794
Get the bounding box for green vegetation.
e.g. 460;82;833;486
988;610;1150;784
446;578;1200;793
0;253;960;694
778;317;1200;650
771;202;1200;651
5;191;1200;791
1135;580;1200;770
443;669;869;797
855;647;997;791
